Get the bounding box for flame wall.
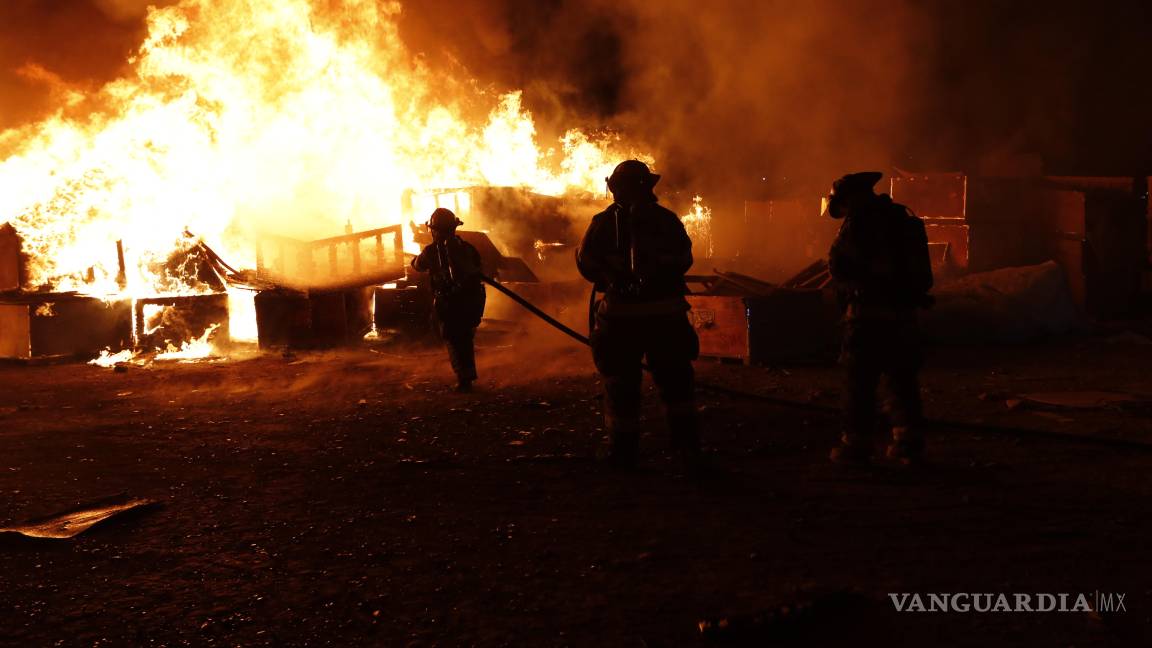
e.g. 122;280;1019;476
0;0;644;296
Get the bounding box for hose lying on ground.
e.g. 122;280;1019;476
480;275;1152;452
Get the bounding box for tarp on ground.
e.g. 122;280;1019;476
0;495;155;540
921;260;1081;343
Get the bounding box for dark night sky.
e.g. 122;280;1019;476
921;0;1152;176
1;0;1150;192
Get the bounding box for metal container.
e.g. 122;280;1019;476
688;289;836;365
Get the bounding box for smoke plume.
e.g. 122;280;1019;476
4;1;1152;197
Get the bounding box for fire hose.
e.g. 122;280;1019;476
480;275;591;347
479;274;1152;452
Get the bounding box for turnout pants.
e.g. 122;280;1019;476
434;291;484;383
591;311;700;445
439;320;477;382
840;316;924;447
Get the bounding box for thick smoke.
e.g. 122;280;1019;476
398;0;934;268
0;1;176;130
399;0;1152;183
400;0;933;195
614;0;932;195
92;0;174;21
4;1;1151;192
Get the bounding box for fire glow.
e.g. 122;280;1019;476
683;196;713;259
0;0;646;300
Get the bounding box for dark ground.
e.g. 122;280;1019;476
1;331;1151;646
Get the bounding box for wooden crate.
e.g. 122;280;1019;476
254;288;372;349
0;294;131;360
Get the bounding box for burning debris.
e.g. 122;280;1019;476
0;1;1150;645
0;0;658;363
88;347;135;369
254;226;407;291
135;294;229;350
1;227;236;363
682;195;714;259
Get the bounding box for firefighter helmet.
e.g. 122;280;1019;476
606;159;660;193
831;171;882;197
427;207;463;231
824;171;883;219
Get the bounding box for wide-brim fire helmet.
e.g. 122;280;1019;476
427;207;463;232
606;160;661;197
822;171;883;219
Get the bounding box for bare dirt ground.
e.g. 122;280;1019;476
1;329;1151;646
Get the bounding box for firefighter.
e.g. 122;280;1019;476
825;171;934;466
412;208;486;392
576;160;701;470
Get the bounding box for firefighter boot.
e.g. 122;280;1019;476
885;426;925;466
666;401;709;475
829;433;873;467
604;413;640;471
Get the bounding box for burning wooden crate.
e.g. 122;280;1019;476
254;287;373;349
0;294;132;360
255;225;406;289
252;225;405;348
134;294;230;351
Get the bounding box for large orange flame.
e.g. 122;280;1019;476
0;0;650;297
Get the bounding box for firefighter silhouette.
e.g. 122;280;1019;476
576;160;701;470
825;172;934;465
412;208;486;392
